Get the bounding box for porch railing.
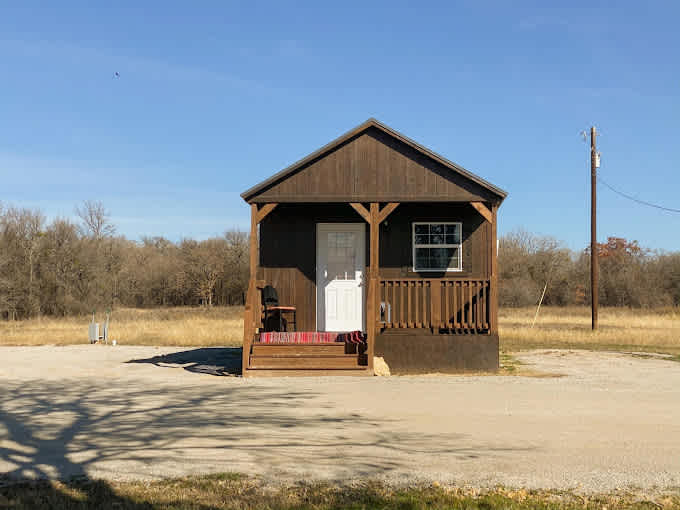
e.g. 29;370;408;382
378;278;490;332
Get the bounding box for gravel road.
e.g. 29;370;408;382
0;345;679;492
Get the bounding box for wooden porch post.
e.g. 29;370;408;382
350;202;399;375
489;204;499;336
243;202;278;377
368;202;379;374
243;204;258;376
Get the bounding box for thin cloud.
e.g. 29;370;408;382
1;38;272;94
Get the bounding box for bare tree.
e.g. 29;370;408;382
75;200;116;240
179;239;226;306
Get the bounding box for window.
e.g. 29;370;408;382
412;222;462;272
327;232;356;280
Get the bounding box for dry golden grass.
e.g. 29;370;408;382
1;305;679;356
500;306;680;355
0;307;244;347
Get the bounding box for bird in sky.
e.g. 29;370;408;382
113;71;120;79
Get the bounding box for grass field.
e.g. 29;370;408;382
0;305;679;356
1;475;678;510
500;306;680;355
0;307;244;347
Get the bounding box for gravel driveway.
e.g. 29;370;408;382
0;345;679;492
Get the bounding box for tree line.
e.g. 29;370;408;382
0;201;249;319
499;229;680;308
1;201;679;320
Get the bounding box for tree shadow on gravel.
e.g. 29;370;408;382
0;377;535;508
126;347;242;376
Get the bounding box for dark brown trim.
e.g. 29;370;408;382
250;195;500;203
256;203;278;223
378;202;400;223
470;202;493;223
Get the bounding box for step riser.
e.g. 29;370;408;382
249;355;367;369
252;344;358;356
244;368;371;377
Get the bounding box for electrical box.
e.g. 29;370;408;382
88;323;99;343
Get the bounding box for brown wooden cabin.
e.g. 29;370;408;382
241;118;507;377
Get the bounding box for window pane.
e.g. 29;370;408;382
415;247;460;270
327;232;355;280
415;234;429;245
415;248;431;269
445;225;460;244
447;247;460;269
431;247;448;268
430;224;444;235
415;224;429;235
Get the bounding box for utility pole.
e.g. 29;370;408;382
590;126;598;330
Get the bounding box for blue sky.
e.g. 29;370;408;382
2;1;679;251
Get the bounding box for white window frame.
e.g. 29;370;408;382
412;222;463;272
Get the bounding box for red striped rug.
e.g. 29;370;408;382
258;331;366;344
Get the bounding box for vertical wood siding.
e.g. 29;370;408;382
251;127;498;203
258;203;490;332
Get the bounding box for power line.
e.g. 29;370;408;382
597;175;680;214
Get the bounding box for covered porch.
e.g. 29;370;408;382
241;200;498;377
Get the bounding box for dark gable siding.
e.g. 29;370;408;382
251;127;498;203
258;203;490;331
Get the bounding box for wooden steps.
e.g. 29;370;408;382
247;342;368;374
251;343;349;356
243;368;371;377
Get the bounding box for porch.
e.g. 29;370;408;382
241;200;498;377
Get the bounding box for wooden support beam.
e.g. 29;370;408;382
256;203;278;223
489;204;499;336
243;203;259;377
366;202;380;374
369;203;379;270
349;202;371;223
470;202;493;223
377;202;400;224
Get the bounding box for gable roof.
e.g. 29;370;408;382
241;118;507;202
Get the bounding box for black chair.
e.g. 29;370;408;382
261;285;296;332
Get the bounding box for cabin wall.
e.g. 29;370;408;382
251;127;498;203
380;203;489;279
375;331;499;373
258;203;491;332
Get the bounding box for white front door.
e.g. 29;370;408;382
316;223;365;332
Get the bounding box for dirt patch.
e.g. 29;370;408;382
1;346;679;493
